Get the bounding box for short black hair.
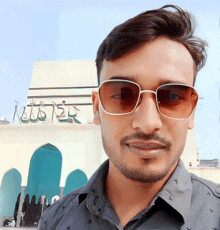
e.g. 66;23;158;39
96;5;207;85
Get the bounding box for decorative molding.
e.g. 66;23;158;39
29;86;98;90
27;95;92;99
26;103;93;107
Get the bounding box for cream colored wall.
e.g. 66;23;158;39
187;167;220;184
0;124;105;187
25;60;98;125
30;60;97;88
181;128;199;168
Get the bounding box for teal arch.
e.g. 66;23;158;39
25;143;62;201
0;169;22;216
64;169;88;195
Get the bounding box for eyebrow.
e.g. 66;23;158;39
109;76;188;86
159;79;188;85
109;76;138;82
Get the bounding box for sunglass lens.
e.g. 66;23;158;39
157;84;198;118
99;81;139;114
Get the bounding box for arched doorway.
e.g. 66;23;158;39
25;143;62;202
0;169;22;216
50;195;60;205
64;169;87;196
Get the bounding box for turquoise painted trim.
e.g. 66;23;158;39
25;144;62;201
64;169;87;195
0;169;22;216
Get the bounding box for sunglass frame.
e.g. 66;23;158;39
98;79;198;120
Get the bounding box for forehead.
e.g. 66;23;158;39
100;37;195;87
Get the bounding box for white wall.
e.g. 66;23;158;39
0;124;105;187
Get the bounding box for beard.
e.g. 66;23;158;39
101;130;181;183
108;156;174;183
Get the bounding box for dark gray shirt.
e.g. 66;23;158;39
38;159;220;230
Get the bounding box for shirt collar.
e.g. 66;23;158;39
157;159;192;223
77;160;109;203
77;158;192;222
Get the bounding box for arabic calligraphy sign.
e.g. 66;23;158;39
17;99;81;124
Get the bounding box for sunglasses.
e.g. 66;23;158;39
98;80;198;119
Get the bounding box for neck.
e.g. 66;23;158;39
106;161;177;227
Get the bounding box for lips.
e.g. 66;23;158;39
126;141;167;158
127;141;166;149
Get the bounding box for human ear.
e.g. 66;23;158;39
188;114;195;130
92;91;101;125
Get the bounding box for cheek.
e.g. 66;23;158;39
168;120;190;146
100;111;131;142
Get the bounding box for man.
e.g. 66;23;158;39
38;5;220;229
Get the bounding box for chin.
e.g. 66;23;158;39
114;159;174;183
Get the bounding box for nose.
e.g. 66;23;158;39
131;93;163;134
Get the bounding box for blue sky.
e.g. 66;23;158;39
0;0;220;159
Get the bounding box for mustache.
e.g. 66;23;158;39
120;132;172;147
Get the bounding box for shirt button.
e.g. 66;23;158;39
215;186;220;194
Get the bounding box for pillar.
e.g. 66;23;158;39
60;187;64;198
16;186;26;228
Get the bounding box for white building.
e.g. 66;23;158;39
0;60;218;227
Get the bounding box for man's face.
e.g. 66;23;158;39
92;37;195;183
